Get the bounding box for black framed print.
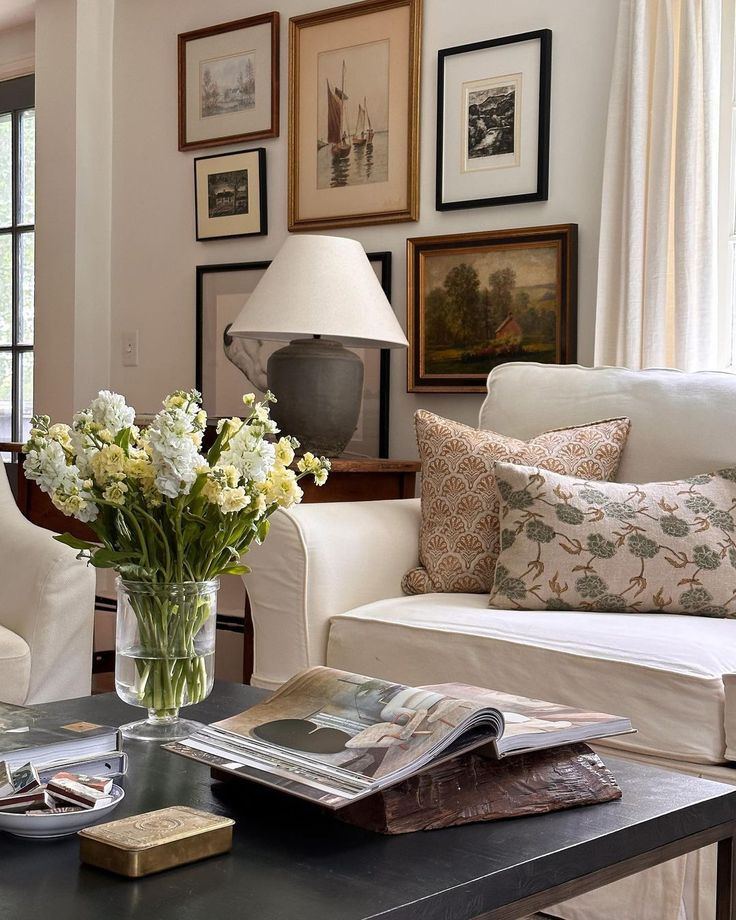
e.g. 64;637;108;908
436;30;551;211
195;251;392;457
194;147;267;240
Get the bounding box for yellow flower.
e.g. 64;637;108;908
91;444;127;485
164;393;187;410
222;464;240;487
126;456;155;486
242;394;256;406
103;481;128;506
218;486;250;514
275;438;295;467
48;423;72;447
202;477;222;505
314;468;328;487
52;490;86;516
265;466;303;509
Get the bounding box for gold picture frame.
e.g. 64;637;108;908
288;0;422;231
407;225;578;393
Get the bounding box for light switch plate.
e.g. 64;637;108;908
122;330;139;367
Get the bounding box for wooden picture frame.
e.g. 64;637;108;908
288;0;422;231
436;30;552;211
194;147;268;241
178;12;279;151
196;252;393;457
407;225;577;393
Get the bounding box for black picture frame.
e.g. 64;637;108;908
435;29;552;211
195;251;392;457
194;147;268;241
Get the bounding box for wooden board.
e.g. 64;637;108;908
336;743;621;835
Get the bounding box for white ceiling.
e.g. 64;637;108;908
0;0;35;32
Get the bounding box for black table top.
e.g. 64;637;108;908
1;683;735;920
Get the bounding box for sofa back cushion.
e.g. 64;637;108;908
479;364;736;483
403;411;630;595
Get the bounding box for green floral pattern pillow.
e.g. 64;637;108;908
489;462;736;617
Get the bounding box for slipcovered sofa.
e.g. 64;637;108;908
246;363;736;920
0;464;96;705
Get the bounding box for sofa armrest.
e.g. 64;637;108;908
0;514;96;704
244;498;421;689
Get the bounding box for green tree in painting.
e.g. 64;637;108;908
443;263;481;346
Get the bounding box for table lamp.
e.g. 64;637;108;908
228;235;408;456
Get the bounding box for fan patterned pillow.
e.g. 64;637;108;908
489;462;736;617
401;411;631;595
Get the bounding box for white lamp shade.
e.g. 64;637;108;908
228;235;409;349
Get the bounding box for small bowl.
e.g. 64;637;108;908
0;784;125;839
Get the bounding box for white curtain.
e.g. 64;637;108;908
594;0;721;371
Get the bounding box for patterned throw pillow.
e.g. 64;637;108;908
402;411;631;595
489;463;736;617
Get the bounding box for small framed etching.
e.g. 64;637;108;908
436;30;552;211
194;148;267;241
288;0;422;230
178;12;279;151
196;252;392;456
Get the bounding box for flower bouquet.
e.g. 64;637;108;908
23;388;329;740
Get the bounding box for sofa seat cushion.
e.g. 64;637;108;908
326;594;736;764
0;623;30;705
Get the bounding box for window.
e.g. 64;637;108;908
0;74;34;445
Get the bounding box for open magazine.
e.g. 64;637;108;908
164;667;633;809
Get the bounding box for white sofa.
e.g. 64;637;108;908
0;463;96;705
246;364;736;920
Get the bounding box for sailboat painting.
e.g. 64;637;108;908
317;39;389;189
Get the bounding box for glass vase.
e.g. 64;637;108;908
115;578;218;742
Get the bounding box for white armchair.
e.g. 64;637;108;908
244;498;421;689
0;465;96;705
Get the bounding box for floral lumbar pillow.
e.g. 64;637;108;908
401;411;631;596
489;462;736;617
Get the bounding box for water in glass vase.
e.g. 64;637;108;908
115;578;219;742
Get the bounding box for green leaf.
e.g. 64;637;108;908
256;519;270;543
114;427;133;452
89;548;137;569
54;533;96;551
220;564;250;576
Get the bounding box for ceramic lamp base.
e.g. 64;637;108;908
120;710;204;743
267;337;364;456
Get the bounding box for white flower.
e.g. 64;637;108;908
147;405;204;498
88;390;135;437
218;424;276;484
23;440;69;495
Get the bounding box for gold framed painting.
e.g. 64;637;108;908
407;225;578;393
178;12;280;151
288;0;422;231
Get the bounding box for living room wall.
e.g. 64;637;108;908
33;0;620;459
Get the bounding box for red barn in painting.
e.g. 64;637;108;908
495;313;523;342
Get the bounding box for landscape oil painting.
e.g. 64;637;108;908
408;226;577;392
200;52;256;117
317;40;389;189
464;74;520;170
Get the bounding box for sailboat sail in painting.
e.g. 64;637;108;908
317;40;389;189
326;61;351;157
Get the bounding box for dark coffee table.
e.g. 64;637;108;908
1;683;735;920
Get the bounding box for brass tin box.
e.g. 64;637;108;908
78;805;234;877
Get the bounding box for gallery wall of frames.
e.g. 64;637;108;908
103;0;620;461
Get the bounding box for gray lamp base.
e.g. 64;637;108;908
267;338;364;457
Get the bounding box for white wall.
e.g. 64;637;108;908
0;21;34;81
106;0;620;458
32;0;620;458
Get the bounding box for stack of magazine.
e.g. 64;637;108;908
165;667;633;809
0;702;126;783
